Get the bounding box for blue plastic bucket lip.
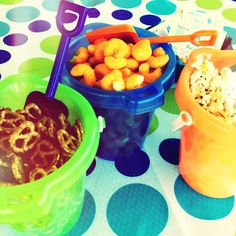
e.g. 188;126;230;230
63;22;176;114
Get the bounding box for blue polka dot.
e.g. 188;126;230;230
0;21;10;37
6;6;40;23
174;175;235;220
146;0;176;15
28;20;51;33
140;14;162;26
159;138;179;165
0;50;11;64
224;26;236;44
115;144;150;177
112;0;141;8
107;184;168;236
112;10;133;20
66;190;96;236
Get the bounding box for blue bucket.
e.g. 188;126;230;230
62;23;176;161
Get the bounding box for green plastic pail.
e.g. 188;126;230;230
0;75;100;236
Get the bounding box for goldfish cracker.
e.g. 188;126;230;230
100;70;123;90
147;55;169;68
70;63;96;87
125;74;144;90
126;58;139;71
120;68;132;78
132;39;152;62
70;47;89;64
95;63;112;80
94;41;108;63
104;56;127;70
104;38;130;58
153;47;166;57
143;68;162;84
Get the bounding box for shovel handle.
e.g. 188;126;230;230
46;1;99;98
144;30;218;46
56;0;100;37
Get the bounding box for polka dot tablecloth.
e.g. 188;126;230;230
0;0;236;236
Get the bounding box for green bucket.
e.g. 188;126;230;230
0;75;100;236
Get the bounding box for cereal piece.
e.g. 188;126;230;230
104;38;130;58
87;44;95;55
147;55;169;68
94;41;108;63
143;68;162;84
70;63;96;86
120;68;132;78
71;47;89;64
153;47;166;57
139;62;150;75
132;39;152;62
125;74;144;90
104;56;127;70
126;58;139;71
95;63;112;80
100;70;123;90
112;77;125;91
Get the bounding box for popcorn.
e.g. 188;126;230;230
190;54;236;126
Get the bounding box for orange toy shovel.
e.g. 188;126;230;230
86;24;218;46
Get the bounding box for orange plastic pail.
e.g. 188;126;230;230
175;48;236;198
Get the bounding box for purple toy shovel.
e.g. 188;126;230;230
25;0;99;118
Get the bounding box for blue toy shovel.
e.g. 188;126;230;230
25;0;99;118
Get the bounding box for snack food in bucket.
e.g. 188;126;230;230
70;37;170;90
189;54;236;126
0;103;84;185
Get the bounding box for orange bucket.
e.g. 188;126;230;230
175;48;236;198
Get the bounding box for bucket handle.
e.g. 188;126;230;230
172;111;192;131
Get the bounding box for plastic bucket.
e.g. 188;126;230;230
62;22;176;161
0;75;100;235
175;48;236;198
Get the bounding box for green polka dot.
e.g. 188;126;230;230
195;0;222;10
19;58;53;78
222;8;236;22
147;114;159;135
161;88;180;115
40;35;60;55
0;0;22;4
